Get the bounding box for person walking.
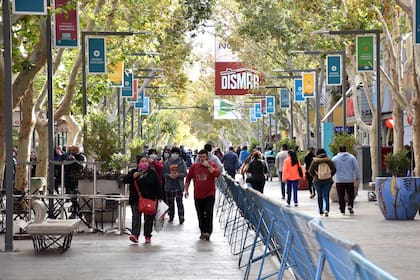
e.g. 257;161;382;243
309;148;336;217
221;146;241;179
246;150;269;193
185;150;221;241
264;146;276;181
239;145;250;165
282;150;303;207
332;145;360;215
163;147;187;224
124;154;164;244
275;144;288;199
304;147;316;199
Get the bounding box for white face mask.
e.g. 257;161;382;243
171;153;179;160
149;154;158;160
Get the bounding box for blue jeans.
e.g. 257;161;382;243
278;171;286;198
286;179;299;205
314;180;333;214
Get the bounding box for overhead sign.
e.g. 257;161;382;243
302;72;315;98
121;71;133;98
108;61;123;87
280;88;290;109
294;79;305;102
261;99;267;115
54;0;79;48
326;55;342;86
127;79;138;102
88;37;106;74
266;96;275;114
214;99;241;120
214;37;260;95
135;89;145;109
255;103;262;119
13;0;47;15
357;35;374;72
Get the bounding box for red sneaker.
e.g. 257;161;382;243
145;237;151;244
129;235;138;243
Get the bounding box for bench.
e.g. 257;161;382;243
26;200;80;254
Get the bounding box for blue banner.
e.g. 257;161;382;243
416;0;420;44
322;122;335;157
13;0;47;15
121;72;133;98
280;88;290;109
141;97;150;115
88;37;106;74
294;79;305;102
266;96;275;114
250;108;257;122
135;90;145;109
326;55;342;86
255;103;262;119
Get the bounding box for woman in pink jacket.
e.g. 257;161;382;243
282;150;303;207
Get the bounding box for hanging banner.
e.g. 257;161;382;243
135;90;145;109
214;37;261;95
141;97;150;115
415;0;420;44
121;71;133;98
326;55;342;86
108;62;123;87
13;0;47;15
302;72;315;98
280;88;290;109
261;99;267;115
266;96;275;114
127;80;138;102
356;35;374;72
54;0;79;48
294;79;305;102
214;99;241;120
250;108;257;123
255;103;262;119
88;37;106;74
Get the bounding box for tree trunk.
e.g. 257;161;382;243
34;121;48;180
392;103;404;153
14;83;36;192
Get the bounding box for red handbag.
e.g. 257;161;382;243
134;179;157;215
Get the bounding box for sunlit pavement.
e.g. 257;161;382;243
1;177;418;279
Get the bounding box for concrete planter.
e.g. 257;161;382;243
375;177;420;220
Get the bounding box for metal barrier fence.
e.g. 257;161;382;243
216;175;398;280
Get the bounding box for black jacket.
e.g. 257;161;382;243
123;168;164;205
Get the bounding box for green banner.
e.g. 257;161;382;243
357;35;374;72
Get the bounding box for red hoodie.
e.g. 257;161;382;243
186;161;220;199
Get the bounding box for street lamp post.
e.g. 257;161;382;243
315;29;382;176
272;69;319;149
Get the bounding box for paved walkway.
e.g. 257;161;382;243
1;179;418;279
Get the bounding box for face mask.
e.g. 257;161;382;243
149;154;158;160
164;152;170;158
138;162;149;170
171;153;179;160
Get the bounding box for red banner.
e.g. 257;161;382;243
54;0;79;48
215;62;260;95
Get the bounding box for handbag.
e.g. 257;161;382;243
134;179;157;215
298;165;303;178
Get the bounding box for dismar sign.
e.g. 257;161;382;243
215;62;260;95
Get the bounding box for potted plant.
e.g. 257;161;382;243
376;150;420;220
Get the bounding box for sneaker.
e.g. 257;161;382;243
281;196;285;200
179;217;185;225
324;211;329;217
202;233;210;241
294;203;298;207
129;235;138;243
199;233;205;240
309;194;315;199
286;204;291;208
341;212;345;215
168;217;174;223
348;207;354;215
145;237;151;243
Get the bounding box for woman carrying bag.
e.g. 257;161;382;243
124;154;164;244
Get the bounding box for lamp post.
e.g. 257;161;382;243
315;29;382;176
272;69;319;149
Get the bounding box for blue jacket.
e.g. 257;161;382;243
332;152;360;183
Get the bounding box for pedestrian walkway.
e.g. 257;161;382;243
0;178;418;279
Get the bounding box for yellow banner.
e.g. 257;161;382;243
303;72;315;98
108;61;123;87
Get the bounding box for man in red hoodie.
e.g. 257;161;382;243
185;149;220;241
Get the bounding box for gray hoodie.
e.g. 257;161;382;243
332;152;360;183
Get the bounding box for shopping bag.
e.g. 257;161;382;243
154;200;169;232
